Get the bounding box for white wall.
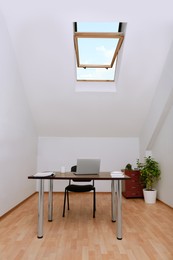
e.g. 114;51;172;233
152;105;173;207
139;42;173;157
0;12;37;216
37;137;139;191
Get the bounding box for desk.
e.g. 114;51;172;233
28;172;130;240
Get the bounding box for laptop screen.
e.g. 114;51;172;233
76;158;100;175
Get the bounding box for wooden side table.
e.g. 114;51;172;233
122;170;144;198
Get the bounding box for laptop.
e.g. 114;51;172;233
75;158;101;175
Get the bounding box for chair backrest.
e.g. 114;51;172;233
71;165;94;185
71;165;77;172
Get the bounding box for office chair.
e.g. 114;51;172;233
62;165;96;218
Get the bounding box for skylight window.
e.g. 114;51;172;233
74;22;124;82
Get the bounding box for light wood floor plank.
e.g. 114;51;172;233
0;192;173;259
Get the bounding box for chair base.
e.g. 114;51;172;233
62;188;96;218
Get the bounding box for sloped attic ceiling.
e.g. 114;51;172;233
0;0;173;137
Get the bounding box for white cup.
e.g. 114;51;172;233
61;166;65;173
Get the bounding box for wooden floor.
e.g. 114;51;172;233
0;192;173;260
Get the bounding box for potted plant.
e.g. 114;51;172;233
125;163;132;170
136;156;161;204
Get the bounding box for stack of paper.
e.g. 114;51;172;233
33;171;55;177
110;171;124;177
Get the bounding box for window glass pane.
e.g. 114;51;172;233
78;38;119;65
77;22;119;33
77;62;116;81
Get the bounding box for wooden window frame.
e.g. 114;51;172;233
74;32;124;69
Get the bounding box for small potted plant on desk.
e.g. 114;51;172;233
125;163;132;171
137;156;161;204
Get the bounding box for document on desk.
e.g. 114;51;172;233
33;172;55;177
110;171;125;177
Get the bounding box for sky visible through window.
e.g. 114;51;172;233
75;22;120;81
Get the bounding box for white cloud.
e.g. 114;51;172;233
96;45;114;61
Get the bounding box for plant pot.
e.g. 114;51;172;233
143;189;157;204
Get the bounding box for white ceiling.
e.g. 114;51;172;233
1;0;173;137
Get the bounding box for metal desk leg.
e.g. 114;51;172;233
48;179;53;221
111;180;116;222
116;180;122;240
38;179;44;238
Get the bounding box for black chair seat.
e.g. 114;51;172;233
65;184;94;192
